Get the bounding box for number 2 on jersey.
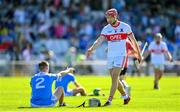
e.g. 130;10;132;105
35;78;45;89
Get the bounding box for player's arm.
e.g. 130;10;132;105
163;43;173;62
86;36;106;57
73;81;81;88
57;68;75;77
128;33;142;61
166;51;173;62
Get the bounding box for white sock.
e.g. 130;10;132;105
121;94;129;99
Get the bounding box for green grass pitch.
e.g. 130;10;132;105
0;75;180;112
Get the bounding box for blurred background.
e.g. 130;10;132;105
0;0;179;76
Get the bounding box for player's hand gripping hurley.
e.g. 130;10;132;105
135;42;148;69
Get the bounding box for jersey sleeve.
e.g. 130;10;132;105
126;24;132;35
70;74;75;82
100;26;107;37
163;42;168;50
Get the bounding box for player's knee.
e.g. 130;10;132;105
57;87;64;92
119;76;124;81
78;87;85;92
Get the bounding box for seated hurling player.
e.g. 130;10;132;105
30;61;75;107
55;71;87;96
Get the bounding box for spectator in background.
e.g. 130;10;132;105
54;20;67;38
65;47;77;66
0;0;178;70
79;34;89;53
112;0;126;11
14;6;26;25
22;43;32;62
39;44;55;72
79;21;93;37
22;43;33;74
175;19;180;47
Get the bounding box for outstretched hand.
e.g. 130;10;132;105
86;48;93;58
58;67;75;77
137;55;143;64
67;67;75;74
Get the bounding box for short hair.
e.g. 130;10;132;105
38;61;49;71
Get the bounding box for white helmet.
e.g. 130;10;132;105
155;33;163;39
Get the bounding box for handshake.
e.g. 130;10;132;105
58;67;76;77
67;67;76;74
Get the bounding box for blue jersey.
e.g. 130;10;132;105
55;73;75;93
30;72;57;106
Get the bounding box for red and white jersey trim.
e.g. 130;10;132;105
100;21;133;57
148;49;167;54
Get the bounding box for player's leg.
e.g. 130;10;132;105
110;69;123;94
119;68;128;87
119;68;131;96
154;68;158;89
110;57;126;97
105;58;115;105
154;67;160;89
107;67;130;105
104;67;122;106
120;75;127;87
158;70;163;80
104;56;129;106
104;68;120;106
110;69;128;97
158;65;164;80
156;65;164;89
119;69;131;104
72;87;87;96
154;64;164;89
110;67;122;97
117;79;126;96
53;87;65;106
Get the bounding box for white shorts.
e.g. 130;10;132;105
31;95;58;107
107;56;127;69
152;64;164;71
65;90;73;96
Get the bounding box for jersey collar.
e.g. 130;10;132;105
111;21;120;28
35;72;48;76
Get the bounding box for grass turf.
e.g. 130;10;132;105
0;75;180;112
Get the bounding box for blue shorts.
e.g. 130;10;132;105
31;95;58;107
